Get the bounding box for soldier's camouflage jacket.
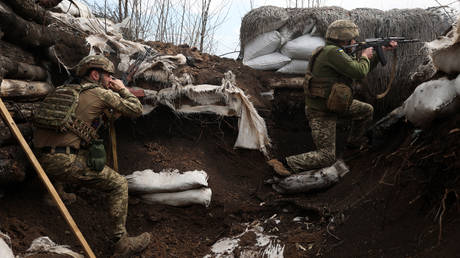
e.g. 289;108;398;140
34;81;142;149
305;41;379;111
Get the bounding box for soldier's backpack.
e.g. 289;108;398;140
34;83;99;144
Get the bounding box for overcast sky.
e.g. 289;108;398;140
215;0;460;58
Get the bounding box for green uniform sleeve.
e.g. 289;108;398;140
326;47;371;80
99;88;143;118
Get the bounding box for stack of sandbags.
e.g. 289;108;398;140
278;34;325;74
126;169;212;207
242;30;324;74
242;31;291;71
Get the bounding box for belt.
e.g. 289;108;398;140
40;146;78;155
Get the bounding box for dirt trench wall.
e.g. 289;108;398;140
0;0;90;184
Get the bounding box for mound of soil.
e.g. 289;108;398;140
1;43;459;258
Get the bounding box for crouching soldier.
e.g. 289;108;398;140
33;55;150;256
268;20;397;176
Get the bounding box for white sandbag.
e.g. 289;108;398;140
403;75;460;128
0;232;14;258
243;53;291;71
276;60;308;74
53;0;93;18
25;236;83;258
279;20;317;45
271;160;349;194
140;187;212;207
243;31;282;61
126;169;208;193
280;34;325;59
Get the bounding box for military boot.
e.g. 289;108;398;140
112;232;151;257
267;159;291;176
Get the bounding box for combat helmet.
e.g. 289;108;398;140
75;55;115;77
325;19;359;41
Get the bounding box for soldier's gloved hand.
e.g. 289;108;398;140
361;47;374;59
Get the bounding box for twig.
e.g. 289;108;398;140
379;168;395;186
372;154;383;168
438;189;448;244
218;50;240;57
326;220;341;241
420;151;442;160
409;194;423;205
438;189;459;245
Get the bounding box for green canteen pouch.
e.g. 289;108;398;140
327;83;353;113
86;139;106;172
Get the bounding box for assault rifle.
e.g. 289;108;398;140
122;47;157;97
343;37;420;66
122;47;156;85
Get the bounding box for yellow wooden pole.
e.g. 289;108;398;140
0;98;96;258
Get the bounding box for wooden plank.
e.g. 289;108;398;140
0;97;96;258
266;77;304;89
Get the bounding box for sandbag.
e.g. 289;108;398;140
140;187;212;207
126;169;208;193
276;60;308;74
0;232;13;258
279;20;317;45
243;52;291;70
280;34;325;59
403;75;460;128
269;160;349;194
243;31;282;61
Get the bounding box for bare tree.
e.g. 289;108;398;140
86;0;230;54
199;0;211;51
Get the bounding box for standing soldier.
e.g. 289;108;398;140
33;55;150;256
268;20;397;176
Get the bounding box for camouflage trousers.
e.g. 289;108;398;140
286;100;373;173
37;149;128;240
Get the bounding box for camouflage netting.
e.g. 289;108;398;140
240;6;455;115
